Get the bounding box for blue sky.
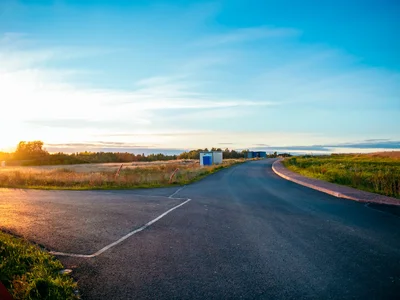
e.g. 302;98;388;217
0;0;399;153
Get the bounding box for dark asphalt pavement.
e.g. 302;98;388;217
1;159;400;299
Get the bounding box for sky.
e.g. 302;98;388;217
0;0;399;154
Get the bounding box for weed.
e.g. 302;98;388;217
0;231;78;299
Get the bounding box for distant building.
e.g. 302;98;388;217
247;151;267;159
200;151;223;166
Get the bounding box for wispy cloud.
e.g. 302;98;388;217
325;140;400;149
249;139;400;153
0;34;274;132
195;26;300;46
45;143;184;155
363;139;391;142
98;132;213;137
26;118;151;129
46;141;158;148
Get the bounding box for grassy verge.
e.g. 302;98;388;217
0;231;78;300
283;153;400;199
0;159;244;190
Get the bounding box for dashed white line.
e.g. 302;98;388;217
50;197;191;258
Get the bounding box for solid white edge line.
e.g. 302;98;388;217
50;198;191;258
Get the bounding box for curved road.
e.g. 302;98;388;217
1;159;400;299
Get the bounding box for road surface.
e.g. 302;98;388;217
1;159;399;299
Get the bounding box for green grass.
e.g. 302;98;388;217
283;153;400;199
0;231;78;300
0;160;244;190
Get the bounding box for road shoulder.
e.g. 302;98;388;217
272;160;400;206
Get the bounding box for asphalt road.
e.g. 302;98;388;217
1;159;400;299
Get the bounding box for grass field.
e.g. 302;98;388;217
0;159;244;190
0;231;78;300
283;152;400;199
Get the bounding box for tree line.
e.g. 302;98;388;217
178;148;249;159
1;141;178;166
0;141;290;166
177;149;291;160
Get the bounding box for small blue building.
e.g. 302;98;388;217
247;151;267;159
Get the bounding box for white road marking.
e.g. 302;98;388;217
96;189;187;199
50;198;191;258
168;186;185;198
123;193;187;199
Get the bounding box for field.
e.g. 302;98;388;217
283;152;400;199
0;159;244;190
0;231;78;299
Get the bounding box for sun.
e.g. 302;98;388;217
0;136;18;152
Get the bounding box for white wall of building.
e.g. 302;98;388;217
212;152;223;164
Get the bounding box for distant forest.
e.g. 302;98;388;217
0;141;289;166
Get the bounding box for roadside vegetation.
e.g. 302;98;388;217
1;141;253;166
0;140;295;190
1;141;289;167
0;159;244;190
283;152;400;199
0;231;77;300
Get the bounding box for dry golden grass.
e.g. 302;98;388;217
0;159;244;190
365;151;400;159
0;159;197;173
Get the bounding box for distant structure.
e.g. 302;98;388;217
247;151;267;159
199;151;223;166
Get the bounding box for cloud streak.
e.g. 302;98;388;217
250;140;400;153
195;26;300;46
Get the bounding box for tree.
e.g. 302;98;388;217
14;141;48;160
